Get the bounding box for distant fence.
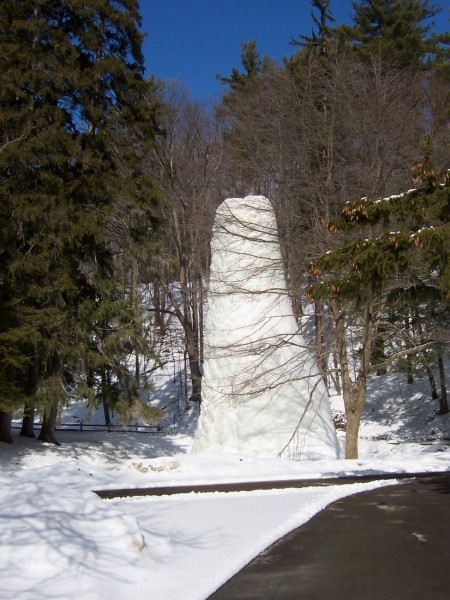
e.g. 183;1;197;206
11;421;171;434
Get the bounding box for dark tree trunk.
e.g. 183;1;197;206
20;404;35;438
38;398;60;445
416;313;438;401
315;301;328;387
101;369;112;428
189;358;203;404
437;348;448;415
0;411;13;443
185;325;202;404
188;273;202;404
21;359;38;438
38;356;61;445
423;356;438;400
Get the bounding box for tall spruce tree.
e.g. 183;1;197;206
291;0;336;53
339;0;440;66
0;0;161;443
216;39;270;89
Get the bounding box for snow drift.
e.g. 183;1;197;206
192;195;339;459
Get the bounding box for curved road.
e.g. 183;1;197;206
208;473;450;600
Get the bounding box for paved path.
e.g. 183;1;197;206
208;473;450;600
94;471;442;499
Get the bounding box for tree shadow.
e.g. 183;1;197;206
0;477;153;599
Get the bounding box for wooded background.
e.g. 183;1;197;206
0;0;448;458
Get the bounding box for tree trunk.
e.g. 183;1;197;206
325;310;341;394
315;301;328;386
437;348;448;415
334;304;364;459
183;351;189;410
38;398;60;445
132;260;141;386
20;403;35;438
404;316;414;384
186;328;202;403
21;358;38;438
334;290;376;459
416;311;438;401
189;359;203;404
188;272;203;403
0;411;13;443
101;368;112;428
343;380;366;460
38;357;62;445
423;356;438;400
163;263;203;405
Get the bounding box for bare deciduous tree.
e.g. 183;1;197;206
149;82;223;405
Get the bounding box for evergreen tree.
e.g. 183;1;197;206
339;0;441;66
216;39;270;89
291;0;336;53
215;39;277;195
0;0;161;443
306;159;449;457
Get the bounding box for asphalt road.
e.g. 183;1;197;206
94;471;444;499
207;473;450;600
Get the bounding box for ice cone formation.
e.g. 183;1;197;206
192;195;339;459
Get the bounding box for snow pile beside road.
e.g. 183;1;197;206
0;471;146;600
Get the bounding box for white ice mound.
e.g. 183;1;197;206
192;195;340;460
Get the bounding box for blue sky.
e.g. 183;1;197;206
139;0;450;100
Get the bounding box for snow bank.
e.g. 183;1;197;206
0;471;146;600
192;195;339;459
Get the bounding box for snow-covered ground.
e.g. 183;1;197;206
1;191;449;600
2;194;449;599
1;364;449;600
